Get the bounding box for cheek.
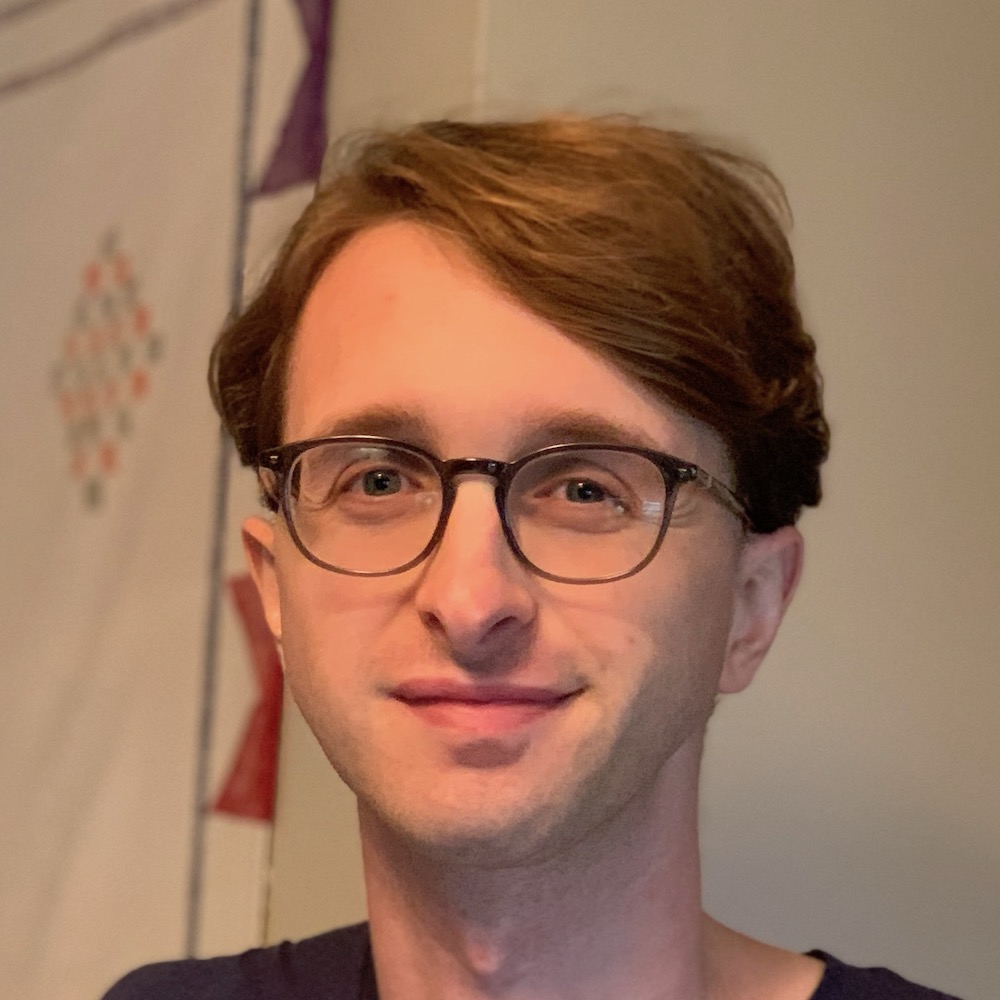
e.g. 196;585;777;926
561;546;738;700
272;552;372;705
271;564;385;784
274;528;394;655
271;546;424;730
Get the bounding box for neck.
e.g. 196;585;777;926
362;738;710;1000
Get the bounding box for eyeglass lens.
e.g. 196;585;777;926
287;441;672;580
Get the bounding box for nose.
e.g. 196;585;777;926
413;477;537;670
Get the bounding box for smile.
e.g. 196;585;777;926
389;681;580;736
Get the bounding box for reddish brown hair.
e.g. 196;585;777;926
210;116;828;532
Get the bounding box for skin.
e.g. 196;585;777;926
244;221;823;999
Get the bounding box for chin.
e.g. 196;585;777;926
359;787;579;870
369;774;641;872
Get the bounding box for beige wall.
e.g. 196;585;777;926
267;4;1000;998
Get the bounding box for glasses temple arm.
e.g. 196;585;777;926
691;468;751;527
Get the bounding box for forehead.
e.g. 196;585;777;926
285;221;722;466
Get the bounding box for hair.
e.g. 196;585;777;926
210;115;829;532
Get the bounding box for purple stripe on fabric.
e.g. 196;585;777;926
255;0;333;194
0;0;224;100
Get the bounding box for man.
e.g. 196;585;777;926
106;117;959;999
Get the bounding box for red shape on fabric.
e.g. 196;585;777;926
130;368;149;399
99;440;118;473
133;304;150;336
212;574;284;822
84;261;101;291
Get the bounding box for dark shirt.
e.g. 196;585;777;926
103;923;961;999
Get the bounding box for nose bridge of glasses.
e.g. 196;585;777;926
438;458;510;534
437;457;509;519
441;456;506;482
428;457;518;572
436;454;509;501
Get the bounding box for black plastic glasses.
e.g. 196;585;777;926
257;436;748;585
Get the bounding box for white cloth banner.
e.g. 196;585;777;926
0;1;332;997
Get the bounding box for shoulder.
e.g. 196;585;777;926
102;922;371;1000
809;951;963;1000
702;920;961;1000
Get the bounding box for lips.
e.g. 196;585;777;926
389;680;579;735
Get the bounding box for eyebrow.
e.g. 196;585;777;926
309;407;438;451
512;411;666;455
304;406;669;457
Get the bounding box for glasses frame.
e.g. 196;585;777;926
256;435;749;585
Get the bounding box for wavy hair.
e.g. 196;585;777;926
210;116;829;532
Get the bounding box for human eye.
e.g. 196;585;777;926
297;447;436;521
559;478;622;508
350;466;404;497
518;457;639;533
548;476;631;526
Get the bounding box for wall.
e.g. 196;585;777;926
267;4;1000;997
0;3;335;996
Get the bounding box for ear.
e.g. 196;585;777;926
242;515;283;648
717;526;803;694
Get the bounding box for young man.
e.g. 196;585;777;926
107;117;959;999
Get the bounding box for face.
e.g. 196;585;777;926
245;221;801;867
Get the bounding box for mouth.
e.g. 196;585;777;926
389;680;581;736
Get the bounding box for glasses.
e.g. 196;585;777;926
257;436;748;585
